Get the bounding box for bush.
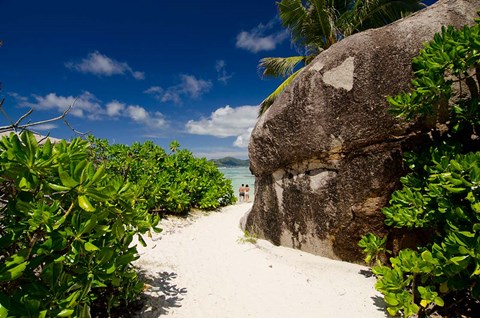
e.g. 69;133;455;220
360;16;480;317
0;132;160;317
87;137;236;214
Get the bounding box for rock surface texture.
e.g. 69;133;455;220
246;0;480;263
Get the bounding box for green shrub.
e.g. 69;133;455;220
0;132;160;317
360;15;480;317
87;137;236;214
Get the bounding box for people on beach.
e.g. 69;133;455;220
245;184;250;202
239;184;245;202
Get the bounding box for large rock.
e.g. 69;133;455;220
246;0;480;263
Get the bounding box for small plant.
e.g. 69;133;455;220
358;233;390;266
237;230;258;244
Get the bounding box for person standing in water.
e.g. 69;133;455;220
238;184;245;202
245;184;250;202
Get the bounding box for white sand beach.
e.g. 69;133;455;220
135;203;387;318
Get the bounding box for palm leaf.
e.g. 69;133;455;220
346;0;425;34
258;56;306;78
259;68;303;116
308;0;337;47
277;0;308;45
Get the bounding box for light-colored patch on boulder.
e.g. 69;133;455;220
246;0;480;263
310;171;337;192
322;57;355;91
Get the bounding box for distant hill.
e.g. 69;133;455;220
210;157;249;167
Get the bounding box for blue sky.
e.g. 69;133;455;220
1;0;292;159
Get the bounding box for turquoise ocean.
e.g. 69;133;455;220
218;166;255;199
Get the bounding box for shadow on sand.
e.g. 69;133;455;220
359;269;387;315
135;271;187;317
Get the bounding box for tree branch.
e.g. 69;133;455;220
0;103;73;134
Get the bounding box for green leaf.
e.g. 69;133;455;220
472;202;480;213
84;241;99;252
57;309;74;317
78;215;98;236
58;167;78;188
0;262;27;282
384;293;399;306
137;234;147;247
48;182;71;192
88;165;105;185
105;263;116;274
79;304;91;318
19;177;32;190
0;304;8;318
78;195;95;212
450;255;469;265
442;185;466;193
386;306;399;316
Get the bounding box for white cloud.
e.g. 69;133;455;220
179;74;212;98
126;105;148;121
32;123;58;131
160;90;182;104
16;92;167;130
236;21;288;53
25;92;102;119
145;74;212;104
215;60;233;84
66;51;145;80
144;86;163;94
233;127;254;148
8;92;29;103
105;100;125;117
186;105;258;148
194;148;249;160
125;105;167;129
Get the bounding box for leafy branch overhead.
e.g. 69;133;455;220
258;0;425;115
360;16;480;318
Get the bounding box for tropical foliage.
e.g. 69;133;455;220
0;132;161;317
88;137;236;214
360;17;480;317
258;0;425;115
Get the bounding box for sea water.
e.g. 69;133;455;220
218;166;255;199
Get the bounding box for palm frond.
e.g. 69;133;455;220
259;69;303;116
277;0;308;46
347;0;425;34
258;56;306;78
309;0;337;47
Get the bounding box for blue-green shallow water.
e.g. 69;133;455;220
218;167;255;199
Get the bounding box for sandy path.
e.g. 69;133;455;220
135;203;387;318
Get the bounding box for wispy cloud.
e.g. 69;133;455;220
66;51;145;80
215;60;233;84
105;100;125;117
236;20;288;53
186;105;257;148
193;148;249;160
125;105;167;129
32;123;58;131
233;127;254;148
14;93;167;129
24;92;102;119
145;74;212;104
